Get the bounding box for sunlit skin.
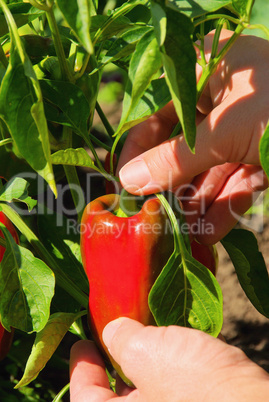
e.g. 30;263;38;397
70;318;269;401
71;30;269;400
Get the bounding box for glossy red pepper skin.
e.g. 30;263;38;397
0;211;19;360
80;194;173;385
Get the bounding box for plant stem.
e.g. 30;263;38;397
62;127;85;222
0;43;8;68
0;237;5;247
46;7;73;82
0;138;13;148
0;203;88;308
110;133;121;173
52;383;70;402
0;0;25;63
64;165;85;222
245;23;269;40
83;132;110;174
194;13;240;28
75;53;90;79
197;24;245;103
210;18;227;60
89;133;111;151
28;0;50;11
96;101;115;138
199;22;207;67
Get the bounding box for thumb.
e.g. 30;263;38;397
119;127;223;195
119;98;255;195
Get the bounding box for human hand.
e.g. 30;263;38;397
70;318;269;401
117;29;269;244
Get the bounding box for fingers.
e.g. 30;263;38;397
102;318;240;401
117;98;236;195
103;318;172;400
195;165;268;244
183;165;268;245
69;340;116;401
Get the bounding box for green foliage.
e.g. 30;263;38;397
221;229;269;318
0;177;37;211
0;225;55;333
149;193;223;337
15;311;85;388
56;0;93;53
152;3;197;150
0;0;268;397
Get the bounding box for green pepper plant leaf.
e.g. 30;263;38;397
15;311;86;388
221;228;269;318
0;224;55;333
0;177;37;211
149;193;223;337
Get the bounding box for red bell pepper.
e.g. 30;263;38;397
0;211;19;360
80;194;173;385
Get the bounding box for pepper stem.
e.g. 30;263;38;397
116;189;141;218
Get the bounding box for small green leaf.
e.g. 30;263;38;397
221;228;269;318
90;14;134;42
0;226;55;333
0;2;43;37
232;0;254;18
40;79;91;141
101;26;152;67
51;148;99;171
56;0;93;54
150;1;166;46
259;122;269;180
0;177;37;211
93;0;147;44
116;30;162;136
116;77;171;136
15;311;85;388
151;4;197;150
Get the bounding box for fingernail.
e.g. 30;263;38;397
119;159;151;192
103;317;128;348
